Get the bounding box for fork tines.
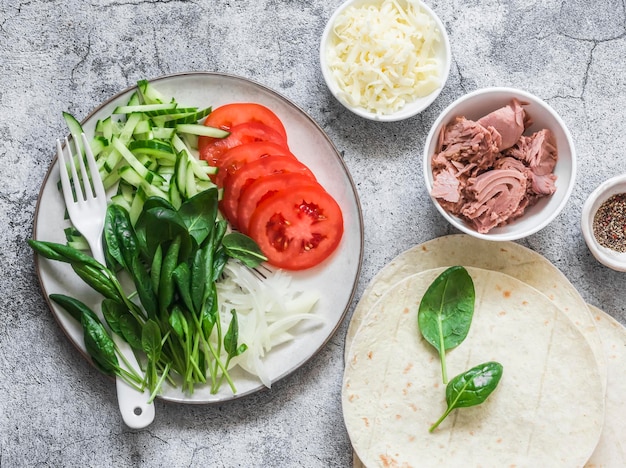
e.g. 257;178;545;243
57;133;104;204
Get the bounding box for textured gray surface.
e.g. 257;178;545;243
1;0;625;466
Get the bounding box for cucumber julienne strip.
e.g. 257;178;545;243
62;80;223;213
113;103;178;114
176;123;229;138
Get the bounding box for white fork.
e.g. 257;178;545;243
57;133;155;429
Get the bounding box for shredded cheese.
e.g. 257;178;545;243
327;0;443;115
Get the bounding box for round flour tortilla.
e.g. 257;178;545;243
343;267;604;468
585;305;626;468
344;235;607;392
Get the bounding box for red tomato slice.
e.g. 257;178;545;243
237;172;321;235
220;156;316;228
215;141;294;188
202;103;287;140
199;121;288;167
248;186;344;270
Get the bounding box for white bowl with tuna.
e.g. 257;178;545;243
422;87;576;241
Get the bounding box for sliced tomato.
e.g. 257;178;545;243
202;103;287;139
220;156;316;228
248;186;344;270
215;141;294;188
237;172;321;235
199;121;288;167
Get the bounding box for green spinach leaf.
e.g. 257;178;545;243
222;232;267;268
28;239;103;270
142;319;162;361
118;314;144;351
49;293;99;324
101;298;127;337
81;312;119;376
104;205;132;269
158;235;182;315
169;305;189;339
71;263;123;302
134;197;177;256
429;361;503;432
172;262;194;313
224;309;247;359
178;187;218;246
142;319;163;398
418;266;475;383
142;206;189;257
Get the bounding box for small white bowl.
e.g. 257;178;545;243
422;87;577;241
581;174;626;271
320;0;451;122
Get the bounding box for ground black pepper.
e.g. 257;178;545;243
592;193;626;252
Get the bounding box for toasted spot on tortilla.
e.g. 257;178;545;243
367;351;373;360
362;417;370;427
403;363;413;374
522;300;529;305
503;290;511;298
348;393;357;402
379;454;398;467
497;438;503;443
498;310;507;317
395;414;402;420
403;307;410;314
409;403;418;412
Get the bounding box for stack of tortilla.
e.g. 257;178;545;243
343;235;626;467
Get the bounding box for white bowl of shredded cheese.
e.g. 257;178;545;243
320;0;451;122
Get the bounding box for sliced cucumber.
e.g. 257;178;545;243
175;123;229;138
113;103;178;115
151;127;176;140
112;137;166;185
137;79;167;104
62;112;85;153
128;139;176;162
64;226;89;251
62;79;226;229
152;107;212;127
110;193;132;212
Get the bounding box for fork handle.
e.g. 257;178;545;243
91;243;156;428
113;336;156;429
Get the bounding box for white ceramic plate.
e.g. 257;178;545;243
33;72;364;403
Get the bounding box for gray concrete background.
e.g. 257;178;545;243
1;0;625;466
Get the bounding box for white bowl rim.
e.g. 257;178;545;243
422;86;577;241
581;173;626;271
319;0;452;122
